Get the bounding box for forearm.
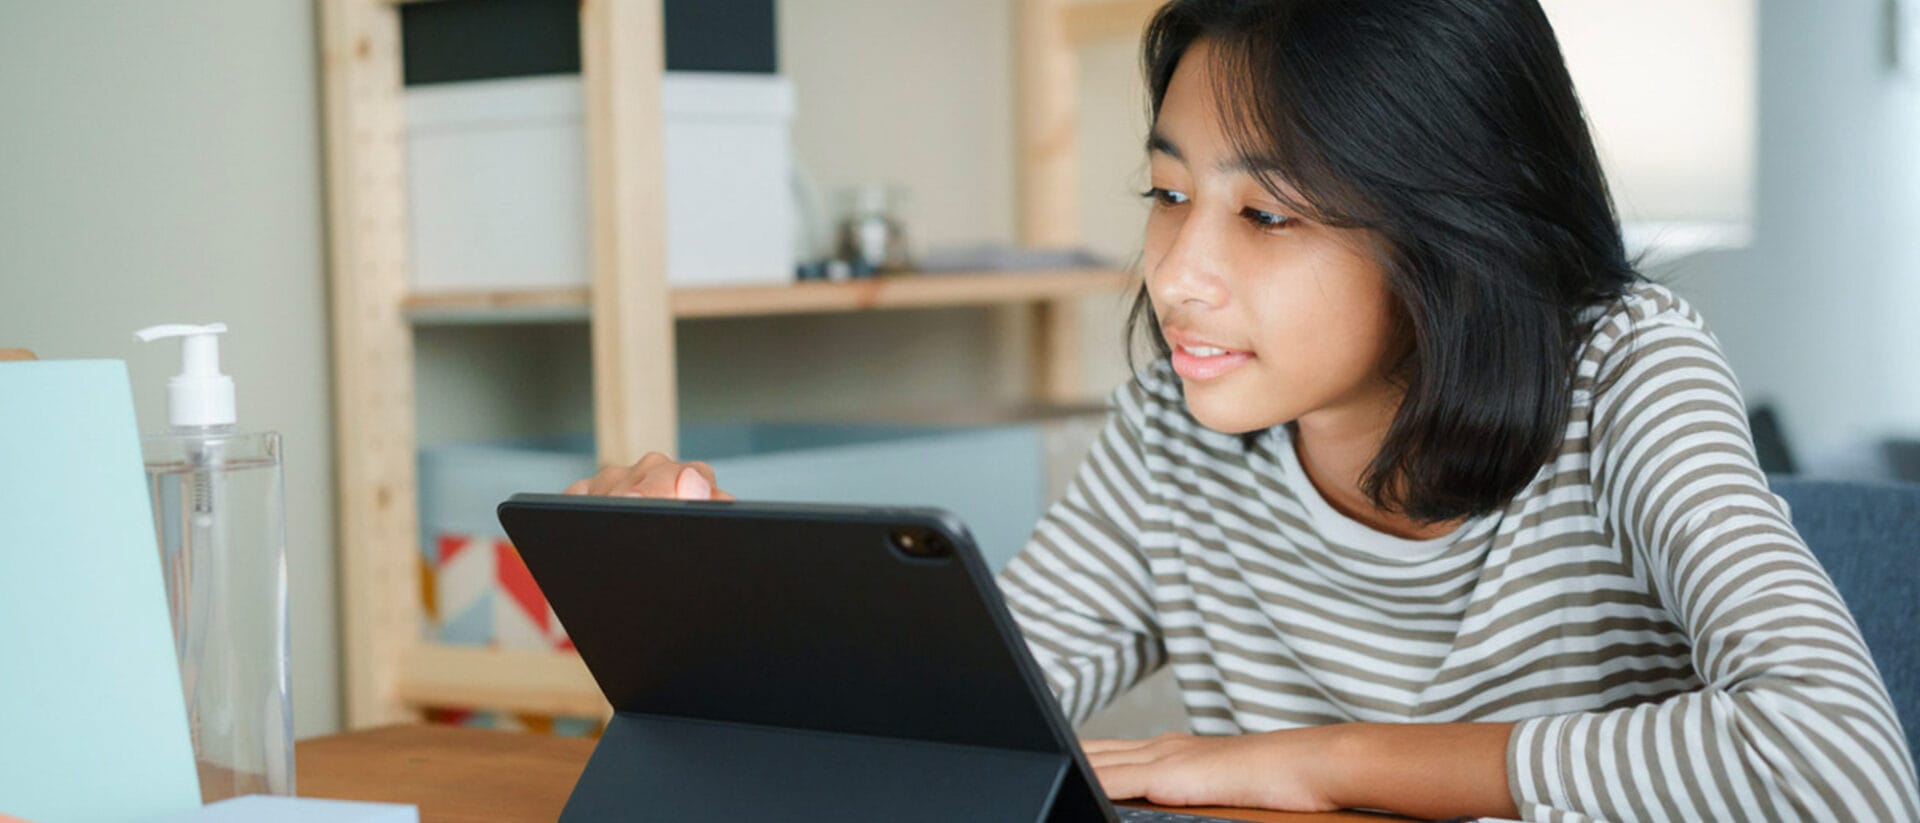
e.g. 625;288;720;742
1322;722;1518;820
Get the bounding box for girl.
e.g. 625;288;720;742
570;0;1920;819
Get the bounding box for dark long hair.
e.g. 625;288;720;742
1127;0;1639;522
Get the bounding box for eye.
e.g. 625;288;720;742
1241;207;1291;229
1140;187;1189;208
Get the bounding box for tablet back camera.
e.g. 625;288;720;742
888;526;952;560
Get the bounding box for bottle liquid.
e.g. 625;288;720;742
135;323;293;801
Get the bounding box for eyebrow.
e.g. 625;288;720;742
1145;129;1264;177
1146;130;1186;163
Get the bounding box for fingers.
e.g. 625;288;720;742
591;464;632;496
581;466;618;496
1082;732;1152;752
1088;749;1163;770
1093;756;1212;807
1081;734;1182;755
567;452;730;500
626;464;685;498
673;467;713;499
1084;733;1200;780
603;451;669;487
1092;760;1152;800
1085;741;1166;771
582;454;665;496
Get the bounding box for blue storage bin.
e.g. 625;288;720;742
418;421;1048;576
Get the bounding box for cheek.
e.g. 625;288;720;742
1322;274;1400;385
1246;247;1399;374
1340;267;1402;366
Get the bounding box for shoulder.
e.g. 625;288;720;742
1578;282;1711;361
1575;282;1738;411
1574;283;1756;490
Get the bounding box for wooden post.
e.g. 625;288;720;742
317;0;422;728
1016;0;1086;406
581;0;676;467
1061;0;1161;45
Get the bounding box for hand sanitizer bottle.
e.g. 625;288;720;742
135;323;293;801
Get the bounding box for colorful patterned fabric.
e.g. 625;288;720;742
422;531;597;737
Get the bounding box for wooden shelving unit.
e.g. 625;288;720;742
319;0;1152;728
403;269;1135;324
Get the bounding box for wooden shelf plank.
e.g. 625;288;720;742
405;287;591;323
673;269;1134;318
402;269;1137;324
398;644;611;720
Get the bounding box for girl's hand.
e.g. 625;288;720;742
1081;729;1343;812
564;452;736;501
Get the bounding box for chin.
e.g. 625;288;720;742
1178;383;1283;435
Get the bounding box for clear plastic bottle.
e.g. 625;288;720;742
136;323;294;801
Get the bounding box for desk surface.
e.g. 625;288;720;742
296;725;1405;823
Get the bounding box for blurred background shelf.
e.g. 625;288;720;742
397;644;607;722
403;268;1136;324
320;0;1142;729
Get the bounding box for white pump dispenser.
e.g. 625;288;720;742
132;321;294;800
134;323;236;429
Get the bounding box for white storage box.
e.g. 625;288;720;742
405;73;796;290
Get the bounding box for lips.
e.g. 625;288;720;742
1164;330;1254;381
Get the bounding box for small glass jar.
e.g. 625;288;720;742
833;183;913;276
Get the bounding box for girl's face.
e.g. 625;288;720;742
1145;41;1403;436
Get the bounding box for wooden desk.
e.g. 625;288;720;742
296;725;1404;822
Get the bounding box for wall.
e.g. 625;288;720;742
1673;0;1920;474
1544;0;1757;225
0;1;339;738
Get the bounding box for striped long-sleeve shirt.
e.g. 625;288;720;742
997;284;1920;822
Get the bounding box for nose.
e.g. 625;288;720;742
1148;212;1230;311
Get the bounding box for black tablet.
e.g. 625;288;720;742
495;493;1122;822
